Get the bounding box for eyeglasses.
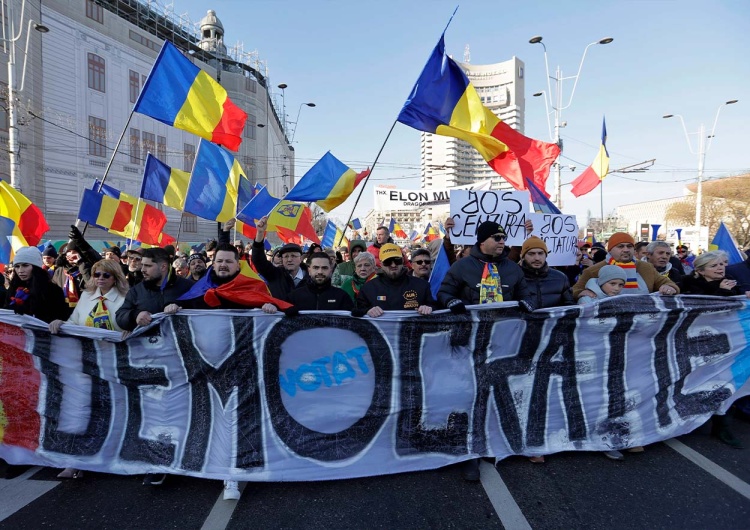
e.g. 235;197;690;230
127;256;142;261
491;234;507;242
413;259;431;265
383;258;403;267
93;272;112;279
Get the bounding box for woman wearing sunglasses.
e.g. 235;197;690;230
48;259;129;479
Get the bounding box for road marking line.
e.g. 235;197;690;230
0;466;60;523
480;460;532;530
665;439;750;501
200;481;247;530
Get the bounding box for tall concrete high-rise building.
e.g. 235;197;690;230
420;56;525;190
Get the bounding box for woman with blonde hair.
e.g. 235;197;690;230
48;259;129;478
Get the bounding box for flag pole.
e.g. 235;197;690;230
337;119;398;247
80;109;136;237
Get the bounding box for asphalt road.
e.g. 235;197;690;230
2;415;750;529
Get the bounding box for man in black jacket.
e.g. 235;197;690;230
520;236;574;309
251;215;308;299
438;221;534;313
355;244;435;317
115;247;192;332
288;253;353;311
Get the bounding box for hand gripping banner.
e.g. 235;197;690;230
1;295;749;481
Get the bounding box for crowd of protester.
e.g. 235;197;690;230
1;218;749;495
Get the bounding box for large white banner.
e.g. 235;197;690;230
1;296;749;481
373;180;493;210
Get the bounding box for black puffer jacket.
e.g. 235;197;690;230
438;244;533;307
521;262;574;309
288;278;353;311
115;273;192;331
355;269;436;315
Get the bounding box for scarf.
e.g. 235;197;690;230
608;258;639;290
64;269;81;307
351;272;378;296
9;287;30;308
85;295;115;330
479;262;503;304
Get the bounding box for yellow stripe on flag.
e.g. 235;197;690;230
174;70;226;141
164;168;190;210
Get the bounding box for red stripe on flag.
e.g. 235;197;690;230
570;167;601;197
18;204;49;247
211;98;247;152
111;201;134;233
0;322;40;450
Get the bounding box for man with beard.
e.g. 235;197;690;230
125;248;145;287
520;236;574;310
169;244;289;312
188;253;208;282
573;232;679;300
251;216;308;299
286;252;353;311
354;244;435;317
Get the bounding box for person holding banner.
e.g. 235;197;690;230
48;259;130;479
287;252;353;311
573;233;679;301
520;236;574;311
678;250;750;448
645;241;682;284
354;244;435;317
5;247;68;324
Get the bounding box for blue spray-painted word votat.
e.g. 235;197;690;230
280;346;370;396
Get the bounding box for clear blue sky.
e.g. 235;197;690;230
177;0;749;226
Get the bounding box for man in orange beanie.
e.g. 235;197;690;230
520;236;574;311
572;232;679;300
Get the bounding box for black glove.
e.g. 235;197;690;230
447;299;467;315
68;225;83;242
518;300;534;313
283;306;300;317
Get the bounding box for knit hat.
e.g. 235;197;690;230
187;253;206;266
379;243;402;262
13;246;43;269
476;221;506;244
42;245;58;258
105;246;122;258
607;232;635;251
597;265;627;286
521;236;548;257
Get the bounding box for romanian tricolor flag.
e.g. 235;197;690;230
94;181;167;246
140;154;191;211
185;140;245;223
237;186;320;244
389;218;408;240
321;220;349;249
0;181;49;247
0;215;16;264
397;34;560;192
78;189;134;233
571;118;610;198
423;223;440;242
285;152;370;212
133;41;247;151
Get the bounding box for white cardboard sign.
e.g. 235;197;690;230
449;190;530;245
528;213;579;266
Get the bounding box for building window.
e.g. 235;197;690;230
0;82;7;132
181;213;198;233
245;76;257;93
157;135;167;161
242;156;256;181
244;114;256;139
85;0;104;24
183;143;195;171
129;128;140;164
87;53;105;92
142;132;155;164
88;116;107;157
129;70;140;103
129;30;160;52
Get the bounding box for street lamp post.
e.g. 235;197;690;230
529;35;613;209
290;102;315;144
663;99;738;246
2;0;49;191
277;83;287;139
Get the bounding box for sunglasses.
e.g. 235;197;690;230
93;272;112;279
413;259;431;265
491;234;507;242
383;258;403;267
